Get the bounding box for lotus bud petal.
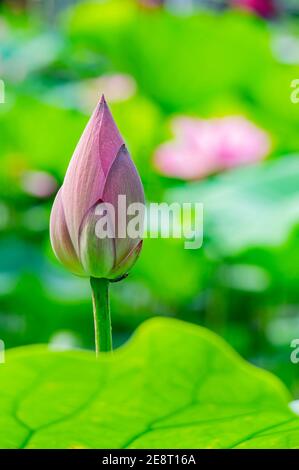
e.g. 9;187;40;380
50;96;144;280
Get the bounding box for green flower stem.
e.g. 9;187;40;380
90;277;112;355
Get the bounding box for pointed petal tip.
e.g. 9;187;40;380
100;94;107;106
93;93;109;121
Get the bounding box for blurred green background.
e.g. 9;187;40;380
1;0;299;395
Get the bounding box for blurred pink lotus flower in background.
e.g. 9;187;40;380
78;74;136;113
230;0;277;18
21;170;57;198
154;115;271;180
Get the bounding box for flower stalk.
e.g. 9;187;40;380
90;277;112;355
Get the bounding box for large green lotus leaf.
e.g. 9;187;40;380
0;318;298;449
168;155;299;255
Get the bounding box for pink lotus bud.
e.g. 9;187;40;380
50;96;144;280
